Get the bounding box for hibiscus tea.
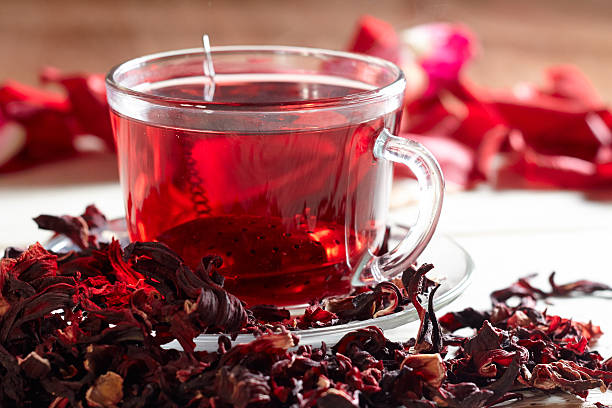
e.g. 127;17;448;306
111;76;401;306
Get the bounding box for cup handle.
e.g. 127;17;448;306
359;129;445;283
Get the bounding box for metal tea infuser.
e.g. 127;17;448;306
184;34;217;215
202;34;216;102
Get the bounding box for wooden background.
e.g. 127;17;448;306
1;0;612;101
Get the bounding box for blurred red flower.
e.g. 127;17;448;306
349;17;612;189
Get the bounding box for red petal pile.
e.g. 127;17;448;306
0;205;610;406
0;69;113;173
348;17;612;189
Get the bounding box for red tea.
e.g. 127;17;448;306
112;78;401;305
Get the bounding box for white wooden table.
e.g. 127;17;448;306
1;154;611;407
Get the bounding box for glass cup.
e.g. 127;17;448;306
106;46;444;307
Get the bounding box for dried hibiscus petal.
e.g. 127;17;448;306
0;68;115;173
439;307;489;332
347;15;400;64
85;371;124;408
317;388;360;408
32;206;107;250
0;81;78;172
41;67;114;151
0;114;26;169
81;204;109;230
250;304;290;323
333;326;387;357
0;344;24;403
400;353;446;388
400;264;443;354
414;283;443;354
401;23;477;97
214;366;271;408
33;214;90;250
544;65;602;109
490;272;611;305
549;271;611;296
324;281;402;321
295;305;337;329
527;360;607;398
18;351;51;380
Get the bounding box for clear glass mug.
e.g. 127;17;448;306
106;46;444;307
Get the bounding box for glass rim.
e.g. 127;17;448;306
105;45;406;112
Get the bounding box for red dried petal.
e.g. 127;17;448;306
494;102;605;160
543;65;602;109
81;205;108;230
402;23;477;97
0;107;77;172
400;354;446;388
0;116;27;168
249;304;290;323
489;75;612;189
529;360;607;398
347;15;400;63
473;349;518;378
317;388;360;408
0;81;78;172
85;371;124;408
573;321;604;345
333;326;386;356
439;307;489;332
0;81;68;111
41;67;114;151
220;330;296;367
464;321;503;356
549;271;612;296
296;305;337;329
33;214;90;250
564;337;589;355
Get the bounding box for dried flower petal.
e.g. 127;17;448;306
347;15;400;63
41;67;114;151
215;366;271;408
18;351;51;379
528;360;607;398
439;307;489;332
85;371;124;408
549;271;611;296
0;80;78;172
0;116;26;168
296;305;337;329
34;214;90;249
317;388;360;408
401;23;477;97
401;354;446;388
324;281;402;321
250;304;291;323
